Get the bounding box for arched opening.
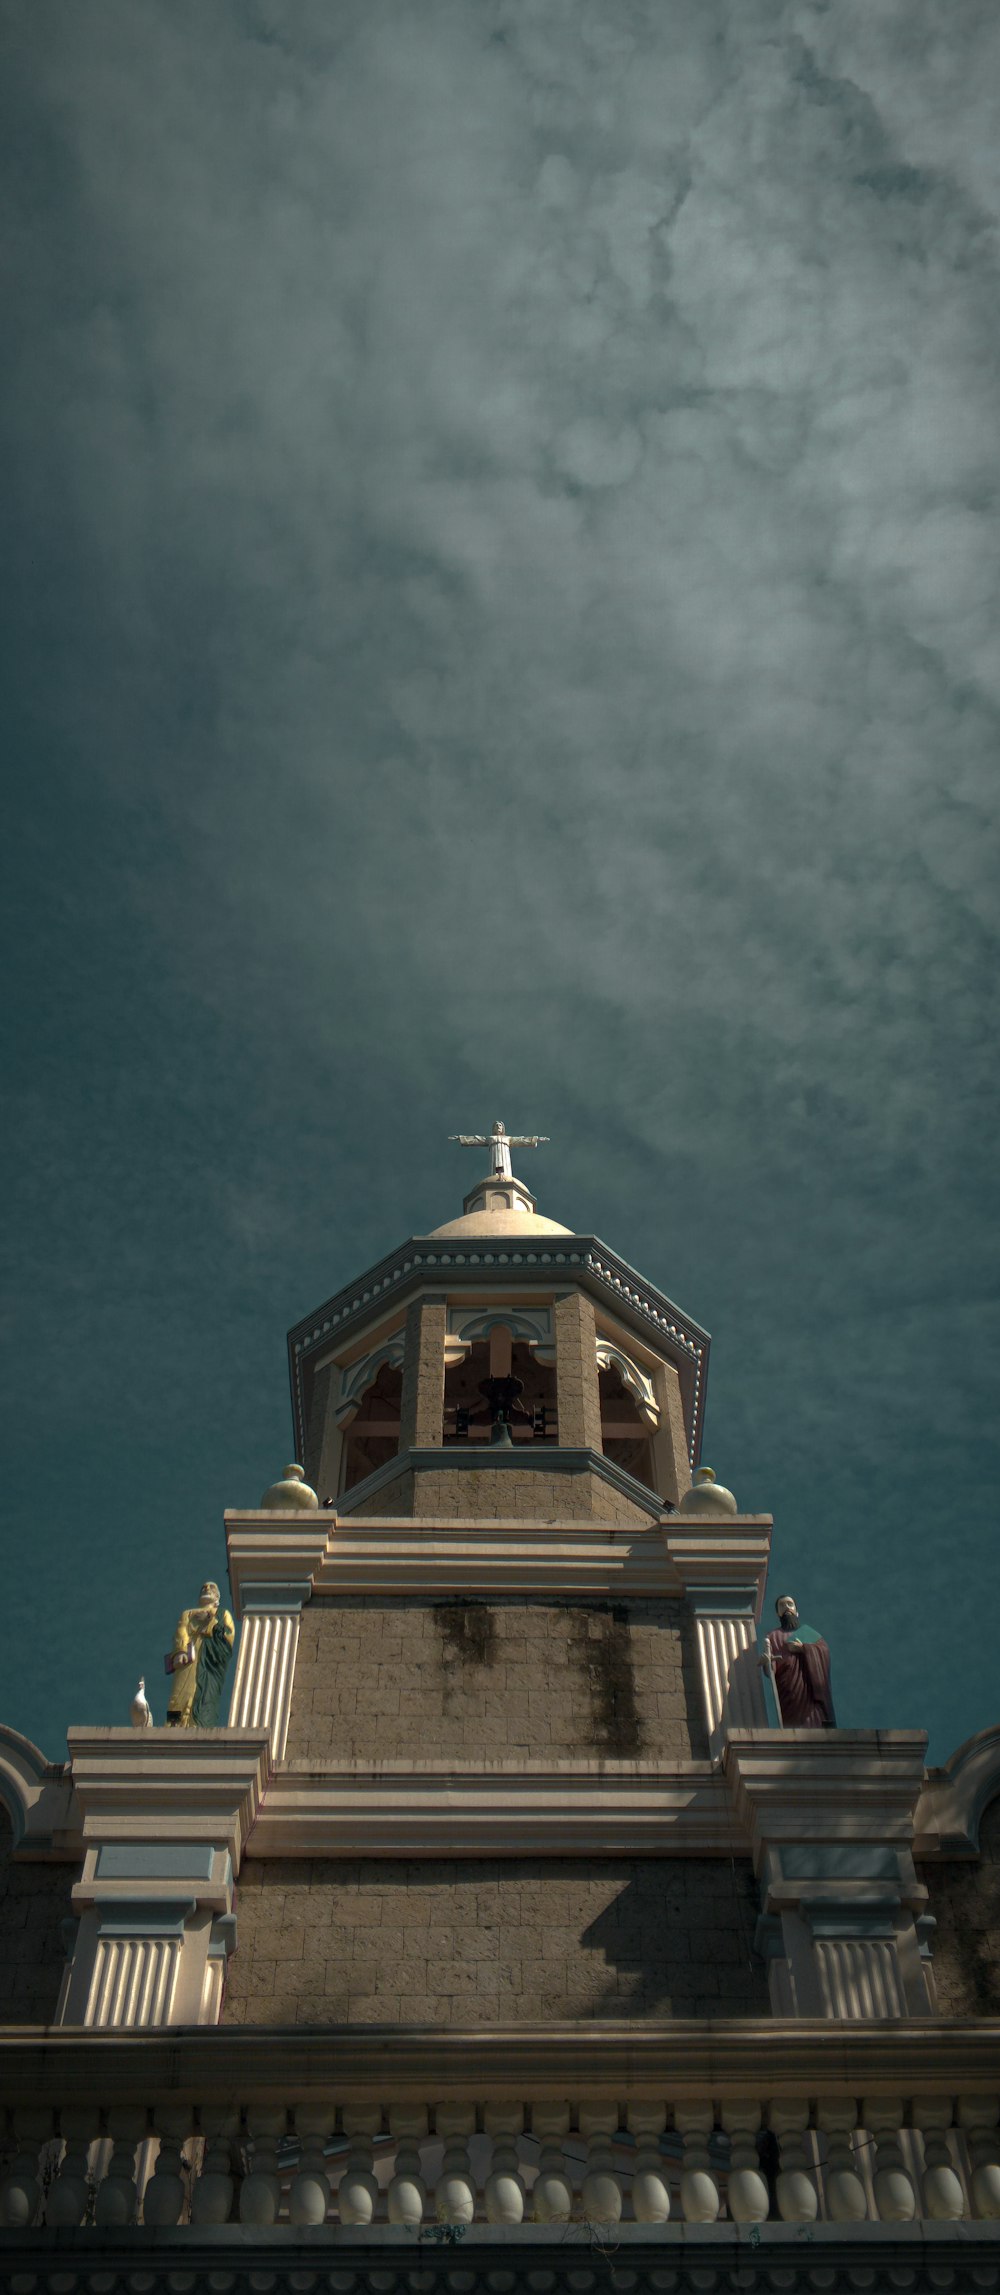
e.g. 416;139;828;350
444;1325;557;1444
599;1362;655;1489
341;1361;403;1492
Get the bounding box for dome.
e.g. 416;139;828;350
429;1205;573;1240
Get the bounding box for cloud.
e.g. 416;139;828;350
1;0;998;1754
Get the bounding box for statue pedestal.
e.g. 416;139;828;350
725;1729;932;2018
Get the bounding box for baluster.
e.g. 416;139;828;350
720;2101;768;2225
190;2111;237;2225
531;2103;573;2223
627;2105;670;2224
45;2108;99;2226
772;2100;819;2223
290;2104;333;2225
434;2104;476;2225
865;2100;916;2222
388;2105;428;2227
240;2107;285;2225
143;2108;193;2226
579;2106;622;2226
816;2098;868;2222
338;2108;380;2225
94;2108;146;2227
484;2104;525;2225
0;2111;51;2227
676;2104;720;2223
958;2098;1000;2219
914;2097;964;2221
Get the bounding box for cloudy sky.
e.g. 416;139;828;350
2;0;998;1764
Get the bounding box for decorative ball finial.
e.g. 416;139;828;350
260;1461;320;1511
677;1464;738;1516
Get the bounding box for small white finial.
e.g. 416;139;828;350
130;1677;153;1728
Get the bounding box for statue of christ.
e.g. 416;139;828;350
450;1118;549;1180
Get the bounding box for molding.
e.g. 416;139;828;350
4;2017;1000;2102
94;1843;216;1881
596;1336;659;1426
249;1757;733;1857
237;1579;313;1614
913;1720;1000;1854
287;1233;711;1466
66;1728;271;1868
2;2226;1000;2295
94;1897;196;1937
724;1728;929;1854
334;1331;406;1425
227;1513;774;1603
664;1529;772;1610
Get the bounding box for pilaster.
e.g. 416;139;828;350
398;1297;446;1449
725;1729;932;2018
59;1729;270;2027
554;1291;602;1449
227;1580;312;1758
664;1523;771;1754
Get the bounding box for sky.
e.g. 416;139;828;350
1;0;998;1767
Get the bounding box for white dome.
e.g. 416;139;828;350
428;1205;573;1240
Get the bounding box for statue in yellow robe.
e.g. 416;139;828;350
164;1580;235;1727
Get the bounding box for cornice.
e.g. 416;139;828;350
225;1513;773;1612
287;1234;711;1464
725;1729;929;1851
2;2017;1000;2103
66;1728;272;1865
249;1756;731;1857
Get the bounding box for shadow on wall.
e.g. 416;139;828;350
0;1808;75;2022
578;1862;767;2018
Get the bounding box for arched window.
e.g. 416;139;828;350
599;1360;655;1490
444;1323;557;1444
341;1360;403;1492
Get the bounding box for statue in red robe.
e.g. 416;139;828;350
763;1594;836;1727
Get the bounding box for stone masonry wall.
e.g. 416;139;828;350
919;1793;1000;2015
223;1855;765;2025
345;1462;654;1523
0;1810;75;2022
285;1595;707;1764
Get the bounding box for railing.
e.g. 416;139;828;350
3;2025;1000;2238
3;2099;1000;2230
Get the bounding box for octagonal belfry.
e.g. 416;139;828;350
287;1148;709;1523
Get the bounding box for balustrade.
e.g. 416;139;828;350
0;2093;995;2232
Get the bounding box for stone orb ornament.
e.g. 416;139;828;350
260;1461;319;1510
677;1464;738;1515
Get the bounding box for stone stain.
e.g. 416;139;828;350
570;1601;643;1757
434;1598;498;1676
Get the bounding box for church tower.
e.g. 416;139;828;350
223;1122;773;2028
2;1129;1000;2286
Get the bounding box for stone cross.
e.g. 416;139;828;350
449;1118;549;1181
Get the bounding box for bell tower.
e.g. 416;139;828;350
222;1129;779;2026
